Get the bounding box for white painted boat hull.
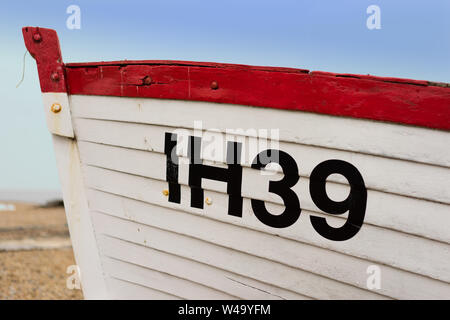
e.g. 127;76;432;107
45;93;450;300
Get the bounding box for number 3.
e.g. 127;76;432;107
251;149;301;228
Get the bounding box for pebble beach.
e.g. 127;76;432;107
0;202;83;300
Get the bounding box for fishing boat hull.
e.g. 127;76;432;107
23;27;450;299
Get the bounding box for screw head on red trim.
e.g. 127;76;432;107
142;76;152;85
210;81;219;90
51;72;60;82
32;33;42;42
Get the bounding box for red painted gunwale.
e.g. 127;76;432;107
22;26;67;92
23;26;450;131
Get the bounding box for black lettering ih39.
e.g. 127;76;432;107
164;132;367;241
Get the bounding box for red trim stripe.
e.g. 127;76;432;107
65;61;450;131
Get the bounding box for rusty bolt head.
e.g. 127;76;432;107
33;33;42;42
51;103;62;113
210;81;219;90
51;72;60;82
143;76;152;86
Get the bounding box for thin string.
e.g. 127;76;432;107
16;51;28;88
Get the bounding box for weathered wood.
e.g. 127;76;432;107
75;129;450;204
70;97;450;168
42;93;74;138
87;188;450;299
99;235;311;300
93;212;386;299
65;62;450;130
83;175;450;283
106;277;182;300
22;27;66;93
51;136;108;298
77;140;450;243
102;256;237;300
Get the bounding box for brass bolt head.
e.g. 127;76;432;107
51;103;62;113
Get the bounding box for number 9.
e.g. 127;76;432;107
309;159;367;241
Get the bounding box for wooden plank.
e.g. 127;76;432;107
74;123;450;204
83;166;450;283
102;256;236;300
42;93;74;138
22;27;67;93
87;189;450;299
106;277;182;300
51;136;108;299
99;235;311;300
77;141;450;243
65;61;450;130
70;96;450;167
92;211;385;300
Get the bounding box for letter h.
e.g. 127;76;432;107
188;136;243;217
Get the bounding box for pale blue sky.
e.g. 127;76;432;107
0;0;449;193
